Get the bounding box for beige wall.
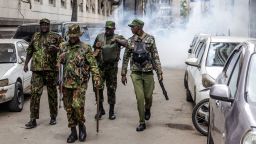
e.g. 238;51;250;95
0;0;113;24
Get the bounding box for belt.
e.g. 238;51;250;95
132;71;153;75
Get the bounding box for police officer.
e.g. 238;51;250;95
93;21;127;120
24;18;63;129
121;19;163;132
59;24;100;143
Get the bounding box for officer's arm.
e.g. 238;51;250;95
115;35;128;48
92;35;101;57
85;46;100;80
24;35;35;66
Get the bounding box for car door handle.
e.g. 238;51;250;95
215;100;220;107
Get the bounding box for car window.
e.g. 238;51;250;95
195;41;205;57
17;42;26;57
197;43;206;64
227;55;241;98
223;49;241;80
0;43;16;63
246;54;256;103
206;42;238;67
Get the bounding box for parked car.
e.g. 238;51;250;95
0;39;32;112
185;36;250;135
208;40;256;144
184;33;209;90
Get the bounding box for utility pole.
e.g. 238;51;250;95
71;0;78;21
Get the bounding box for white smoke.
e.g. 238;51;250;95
108;0;250;69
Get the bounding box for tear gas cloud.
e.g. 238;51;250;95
107;0;250;69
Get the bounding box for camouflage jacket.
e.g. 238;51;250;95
93;33;126;67
121;32;162;75
27;31;63;71
59;41;100;89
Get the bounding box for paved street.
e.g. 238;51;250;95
0;69;206;144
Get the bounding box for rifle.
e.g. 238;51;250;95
96;84;100;133
58;64;64;108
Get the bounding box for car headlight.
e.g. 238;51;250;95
242;130;256;144
0;79;9;87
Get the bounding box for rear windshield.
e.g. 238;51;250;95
13;25;40;42
0;43;16;63
206;42;239;67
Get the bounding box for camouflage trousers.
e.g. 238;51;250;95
93;62;118;104
63;86;86;128
30;71;58;119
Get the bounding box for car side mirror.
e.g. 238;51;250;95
202;74;215;88
188;48;192;53
185;57;200;68
210;84;234;102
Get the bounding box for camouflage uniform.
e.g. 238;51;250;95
59;25;100;128
93;21;126;106
27;18;63;120
121;19;162;125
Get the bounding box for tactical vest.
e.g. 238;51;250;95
98;34;119;63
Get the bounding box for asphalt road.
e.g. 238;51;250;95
0;69;206;144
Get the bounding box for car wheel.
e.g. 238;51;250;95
192;98;209;136
8;82;24;112
184;71;188;89
207;109;214;144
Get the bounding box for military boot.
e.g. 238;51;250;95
136;123;146;132
78;123;87;142
145;109;151;120
109;104;116;120
49;116;56;125
25;119;37;129
95;102;105;120
67;127;78;143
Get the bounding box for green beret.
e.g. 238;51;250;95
128;19;144;27
39;18;50;24
105;21;115;29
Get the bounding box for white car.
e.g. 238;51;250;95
185;36;253;135
0;39;31;112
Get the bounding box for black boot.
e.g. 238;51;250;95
136;123;146;132
109;104;116;120
67;127;78;143
25;119;37;129
78;123;87;142
145;109;151;120
95;102;105;120
49;116;56;125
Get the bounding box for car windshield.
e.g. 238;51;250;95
246;54;256;103
206;42;239;67
0;43;16;63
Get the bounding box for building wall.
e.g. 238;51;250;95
0;0;113;26
249;0;256;37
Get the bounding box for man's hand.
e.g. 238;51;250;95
93;49;100;57
121;75;127;85
94;77;101;88
158;73;163;81
59;52;66;64
96;42;103;48
24;64;28;72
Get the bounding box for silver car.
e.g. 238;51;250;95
208;40;256;144
0;39;31;112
